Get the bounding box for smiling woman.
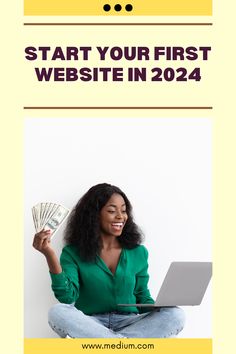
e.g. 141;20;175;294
32;183;185;338
63;183;142;262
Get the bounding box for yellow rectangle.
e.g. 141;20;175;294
24;0;212;16
24;338;212;354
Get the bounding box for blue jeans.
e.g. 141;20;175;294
48;304;185;338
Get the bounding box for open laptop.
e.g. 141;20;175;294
118;262;212;308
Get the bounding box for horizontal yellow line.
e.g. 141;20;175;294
24;0;212;16
24;338;212;354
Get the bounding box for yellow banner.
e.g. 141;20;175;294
24;338;212;354
24;0;212;16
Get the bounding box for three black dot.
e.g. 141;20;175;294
103;4;133;12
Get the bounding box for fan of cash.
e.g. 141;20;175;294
32;202;70;237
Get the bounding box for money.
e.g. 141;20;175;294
32;202;70;237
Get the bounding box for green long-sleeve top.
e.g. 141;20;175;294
50;244;155;315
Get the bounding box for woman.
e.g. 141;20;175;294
33;183;185;338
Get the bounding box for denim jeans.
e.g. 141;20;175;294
48;304;185;338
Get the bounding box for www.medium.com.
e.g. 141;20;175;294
81;341;155;350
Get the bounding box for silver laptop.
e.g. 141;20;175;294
118;262;212;308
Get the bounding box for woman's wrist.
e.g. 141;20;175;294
43;247;56;258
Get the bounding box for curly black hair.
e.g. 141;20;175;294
64;183;143;261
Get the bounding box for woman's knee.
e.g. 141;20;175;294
48;303;77;324
164;307;185;331
48;303;85;337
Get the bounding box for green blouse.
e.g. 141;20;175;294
50;244;154;315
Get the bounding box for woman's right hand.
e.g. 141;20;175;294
32;229;54;256
32;230;62;274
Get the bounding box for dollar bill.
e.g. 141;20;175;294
32;202;70;237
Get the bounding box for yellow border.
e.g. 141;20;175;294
1;0;236;353
24;0;212;16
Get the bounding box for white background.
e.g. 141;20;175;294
24;117;212;338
